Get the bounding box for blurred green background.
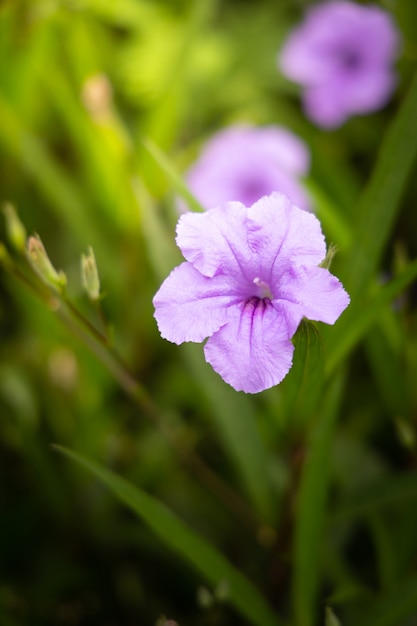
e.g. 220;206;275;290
2;0;417;625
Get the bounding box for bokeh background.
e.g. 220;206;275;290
1;0;417;625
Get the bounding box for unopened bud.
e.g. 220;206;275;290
26;235;67;291
81;246;100;301
3;203;26;252
320;243;338;269
81;74;112;120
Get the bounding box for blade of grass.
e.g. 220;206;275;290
279;320;324;431
364;323;409;419
342;70;417;299
328;471;417;524
68;0;153;28
326;256;417;373
41;64;139;232
54;445;283;626
140;136;205;212
0;92;114;277
306;180;353;251
355;576;417;626
292;370;345;626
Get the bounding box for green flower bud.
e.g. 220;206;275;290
320;243;338;269
2;203;26;253
26;235;67;291
81;246;100;301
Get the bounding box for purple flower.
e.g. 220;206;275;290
278;1;400;129
184;124;311;211
153;192;349;393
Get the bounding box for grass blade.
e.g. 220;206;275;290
292;371;345;626
54;445;283;626
140;137;205;212
342;71;417;298
280;320;324;430
329;471;417;524
326;256;417;373
355;576;417;626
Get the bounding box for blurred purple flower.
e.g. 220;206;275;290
154;192;349;393
278;1;400;129
184;124;311;211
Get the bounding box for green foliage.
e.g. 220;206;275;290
54;445;282;626
1;0;417;625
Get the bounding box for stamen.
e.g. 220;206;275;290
253;276;273;300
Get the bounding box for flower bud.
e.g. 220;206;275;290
320;243;338;270
26;235;67;291
81;246;100;301
3;203;26;253
81;74;112;120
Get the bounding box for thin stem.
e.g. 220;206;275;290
94;299;112;345
64;297;108;345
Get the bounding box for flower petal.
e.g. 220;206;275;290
276;265;350;336
204;299;294;393
247;193;326;277
153;262;240;344
176;203;256;279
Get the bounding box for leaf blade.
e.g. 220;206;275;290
342;71;417;298
54;445;283;626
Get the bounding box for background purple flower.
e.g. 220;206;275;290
278;1;401;129
183;124;311;211
154;192;349;393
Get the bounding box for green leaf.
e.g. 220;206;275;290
132;177;183;280
280;320;324;429
53;445;283;626
306;181;353;251
292;371;345;626
364;322;409;419
325;606;342;626
342;70;417;299
0;92;116;282
42;65;139;232
355;576;417;626
140;136;205;213
367;514;397;590
0;96;83;235
329;471;417;524
326;256;417;374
